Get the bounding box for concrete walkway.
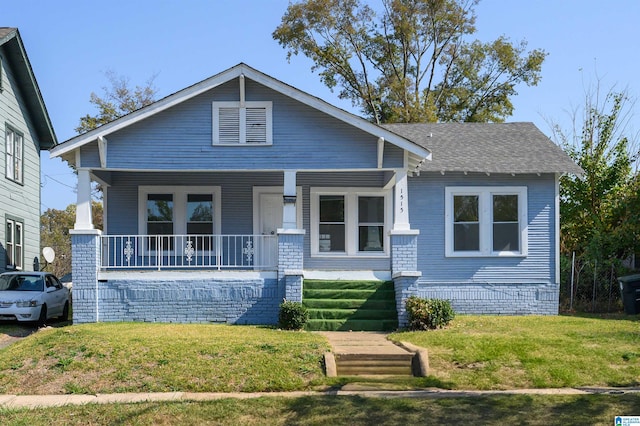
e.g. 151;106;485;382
0;388;638;409
318;331;411;356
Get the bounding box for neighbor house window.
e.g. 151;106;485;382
445;187;527;257
6;218;23;270
311;188;391;256
212;101;272;145
5;127;24;184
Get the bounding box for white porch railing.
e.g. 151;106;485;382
101;235;278;270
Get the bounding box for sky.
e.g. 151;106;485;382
3;0;639;211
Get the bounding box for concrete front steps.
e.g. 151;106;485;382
335;353;414;376
303;280;398;332
321;332;427;377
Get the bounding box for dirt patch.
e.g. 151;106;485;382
0;324;38;350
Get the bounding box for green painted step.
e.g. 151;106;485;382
303;280;398;331
303;299;396;310
306;318;398;332
307;308;397;320
304;280;394;291
303;289;395;300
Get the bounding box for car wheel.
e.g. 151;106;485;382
37;304;47;327
60;301;69;322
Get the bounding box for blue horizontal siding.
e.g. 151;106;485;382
90;78;403;171
410;172;556;284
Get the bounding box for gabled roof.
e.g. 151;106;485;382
0;27;57;149
382;122;582;175
50;63;431;170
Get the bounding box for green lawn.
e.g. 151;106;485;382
390;314;640;390
1;394;639;425
1;316;639;424
0;324;330;395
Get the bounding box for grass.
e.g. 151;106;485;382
390;314;640;390
1;394;639;425
0;323;330;395
1;315;639;424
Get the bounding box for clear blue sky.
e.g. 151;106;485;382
4;0;639;211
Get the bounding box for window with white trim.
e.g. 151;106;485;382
5;127;24;184
6;218;23;270
445;186;528;257
212;101;272;145
139;186;221;251
311;188;391;256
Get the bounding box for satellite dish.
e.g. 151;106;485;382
43;247;55;264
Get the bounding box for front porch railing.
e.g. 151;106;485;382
101;234;277;270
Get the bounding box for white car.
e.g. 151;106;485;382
0;272;70;325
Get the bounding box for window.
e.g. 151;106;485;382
311;188;391;256
212;101;272;145
5;127;24;184
319;195;345;253
6;218;23;270
139;186;221;251
445;187;527;257
358;196;385;252
187;194;213;250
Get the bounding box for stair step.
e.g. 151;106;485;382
336;365;413;376
307;308;397;320
304;280;394;291
303;299;396;310
303;289;395;300
305;319;398;331
335;353;413;362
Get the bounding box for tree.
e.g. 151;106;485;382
552;84;639;310
76;70;158;134
273;0;546;124
40;203;103;277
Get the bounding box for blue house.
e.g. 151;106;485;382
1;28;57;273
50;64;581;327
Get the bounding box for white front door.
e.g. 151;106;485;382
257;192;282;267
259;193;283;237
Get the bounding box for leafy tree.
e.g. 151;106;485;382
273;0;546;123
40;203;103;277
552;85;639;310
76;70;158;134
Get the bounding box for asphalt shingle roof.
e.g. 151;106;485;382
382;122;582;175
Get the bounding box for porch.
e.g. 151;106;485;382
100;234;277;270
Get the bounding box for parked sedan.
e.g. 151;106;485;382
0;272;70;325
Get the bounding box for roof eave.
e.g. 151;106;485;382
51;63;431;163
1;28;57;149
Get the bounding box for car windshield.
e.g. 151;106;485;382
0;275;44;292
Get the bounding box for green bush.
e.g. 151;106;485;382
405;296;455;330
278;300;309;330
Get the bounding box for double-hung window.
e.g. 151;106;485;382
212;101;272;145
6;218;23;270
5;127;23;184
445;187;527;257
311;188;391;256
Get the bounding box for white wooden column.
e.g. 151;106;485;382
282;170;297;230
74;168;94;230
393;169;411;231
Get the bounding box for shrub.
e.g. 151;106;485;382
278;300;309;330
405;296;455;330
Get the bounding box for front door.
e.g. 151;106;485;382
258;193;283;237
257;192;282;267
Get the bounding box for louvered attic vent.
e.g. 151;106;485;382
212;101;272;145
